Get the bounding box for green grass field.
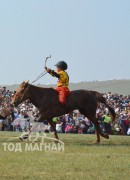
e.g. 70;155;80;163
0;132;130;180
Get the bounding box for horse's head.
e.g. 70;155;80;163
12;81;29;107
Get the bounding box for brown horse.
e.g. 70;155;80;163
12;81;116;143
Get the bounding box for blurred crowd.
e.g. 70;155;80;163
0;86;130;135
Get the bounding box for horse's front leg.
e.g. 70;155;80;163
94;130;100;143
48;120;59;143
19;115;44;141
19;123;38;141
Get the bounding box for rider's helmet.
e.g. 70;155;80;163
55;61;68;70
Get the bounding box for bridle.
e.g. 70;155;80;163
13;55;51;104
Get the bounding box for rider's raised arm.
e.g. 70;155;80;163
50;70;60;78
45;68;60;78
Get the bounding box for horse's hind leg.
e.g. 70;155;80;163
94;128;100;143
90;117;100;143
80;112;101;143
82;110;109;143
91;117;109;140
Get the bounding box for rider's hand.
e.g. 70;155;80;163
45;67;51;73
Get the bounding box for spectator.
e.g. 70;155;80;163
56;120;62;133
65;124;73;133
102;113;112;134
127;125;130;135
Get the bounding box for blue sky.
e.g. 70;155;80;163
0;0;130;85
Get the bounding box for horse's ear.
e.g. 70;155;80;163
26;80;29;84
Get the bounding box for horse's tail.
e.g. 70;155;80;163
92;91;116;122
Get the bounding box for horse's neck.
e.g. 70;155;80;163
28;85;51;108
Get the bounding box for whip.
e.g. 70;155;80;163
31;55;51;84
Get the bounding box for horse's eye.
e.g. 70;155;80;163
21;89;24;93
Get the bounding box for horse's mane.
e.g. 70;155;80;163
30;84;56;94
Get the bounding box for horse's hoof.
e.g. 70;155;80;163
93;140;100;144
19;135;29;141
104;134;109;139
19;137;24;141
54;139;59;144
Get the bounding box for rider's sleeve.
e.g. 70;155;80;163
49;70;60;78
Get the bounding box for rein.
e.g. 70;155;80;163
20;71;47;100
31;70;47;84
19;55;51;102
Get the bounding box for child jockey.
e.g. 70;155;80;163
45;61;70;105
